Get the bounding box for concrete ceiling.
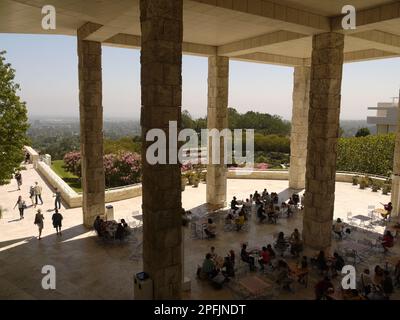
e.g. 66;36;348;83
1;0;400;66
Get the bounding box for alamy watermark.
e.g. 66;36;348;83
145;121;254;175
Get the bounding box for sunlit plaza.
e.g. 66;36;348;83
1;0;400;301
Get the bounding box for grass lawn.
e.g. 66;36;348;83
51;160;82;193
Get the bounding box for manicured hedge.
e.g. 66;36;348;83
336;133;395;176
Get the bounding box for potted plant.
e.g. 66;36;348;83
382;184;391;195
188;172;196;185
371;182;380;192
192;175;200;188
200;171;206;183
181;176;187;192
359;178;368;190
352;176;359;186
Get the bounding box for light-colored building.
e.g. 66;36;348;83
367;100;399;134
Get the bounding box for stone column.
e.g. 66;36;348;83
302;33;344;249
391;95;400;218
289;66;311;190
140;0;183;299
206;56;229;209
77;28;105;227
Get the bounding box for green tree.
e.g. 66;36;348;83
0;51;29;185
355;127;370;137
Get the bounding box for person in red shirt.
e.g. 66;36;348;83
258;246;271;270
382;230;394;253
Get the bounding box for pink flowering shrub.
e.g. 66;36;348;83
255;163;269;170
63;151;81;177
63;151;141;188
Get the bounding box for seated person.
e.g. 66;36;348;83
204;218;217;238
210;246;217;260
315;276;334;300
382;230;394;252
266;244;276;261
300;256;308;269
274;232;289;256
240;244;256;271
373;265;385;285
382;270;394;296
382;202;393;220
292;193;300;205
243;198;252;216
253;191;260;201
267;204;278;224
235;210;245;231
312;250;328;274
201;253;219;279
289;229;303;257
258;246;271;270
230;196;239;211
115;222;126;240
367;285;387;300
360;269;373;295
181;210;191;226
93;216;106;237
222;256;235;278
257;205;267;223
275;260;293;291
271;192;279;204
331;252;345;274
120;218;130;236
333;218;344;239
393;260;400;288
280;202;288;216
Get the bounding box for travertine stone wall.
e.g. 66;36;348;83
391;96;400;217
302;32;344;249
289;66;311;190
206;56;229;209
77;29;105;227
140;0;183;299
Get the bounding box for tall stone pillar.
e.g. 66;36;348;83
302;33;344;249
289;66;311;190
77;28;105;227
391;94;400;219
206;56;229;209
140;0;183;299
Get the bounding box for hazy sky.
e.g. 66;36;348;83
1;33;399;121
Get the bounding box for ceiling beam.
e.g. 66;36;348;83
103;33;217;56
77;22;103;40
331;2;400;32
303;48;399;65
348;30;400;54
232;52;305;67
217;30;308;56
344;49;399;63
191;0;330;33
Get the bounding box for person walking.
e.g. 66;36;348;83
29;186;35;206
54;188;62;210
13;195;26;219
34;182;43;206
52;209;63;236
34;209;45;240
15;172;22;190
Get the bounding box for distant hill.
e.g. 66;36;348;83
340;120;376;137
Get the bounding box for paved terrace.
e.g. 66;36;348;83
0;164;399;299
